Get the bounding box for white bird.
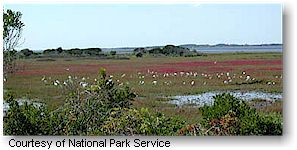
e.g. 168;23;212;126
41;76;46;81
121;74;126;78
152;80;157;85
246;75;251;81
55;80;60;84
242;71;246;75
226;72;230;76
193;72;197;77
223;80;228;84
81;82;88;87
191;80;195;86
139;81;145;85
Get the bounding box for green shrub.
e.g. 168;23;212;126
199;93;282;135
100;108;186;135
4;93;50;135
50;68;136;135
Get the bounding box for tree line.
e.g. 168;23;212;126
133;45;204;57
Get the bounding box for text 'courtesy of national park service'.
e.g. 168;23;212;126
8;138;171;149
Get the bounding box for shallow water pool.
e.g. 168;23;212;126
168;91;282;107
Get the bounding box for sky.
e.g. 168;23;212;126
4;4;282;50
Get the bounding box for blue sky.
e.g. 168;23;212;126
4;4;282;50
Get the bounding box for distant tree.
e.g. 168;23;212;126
20;49;33;57
83;48;102;56
179;51;184;56
110;51;117;56
57;47;63;53
135;52;143;58
133;48;146;53
3;9;25;76
148;48;163;54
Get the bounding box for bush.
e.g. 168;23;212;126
135;52;143;57
4;93;51;135
49;68;136;135
110;51;116;56
100;108;186;135
199;93;282;135
20;48;34;57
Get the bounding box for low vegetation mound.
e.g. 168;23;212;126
134;45;204;57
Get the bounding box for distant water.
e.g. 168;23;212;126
3;99;43;116
103;45;282;54
193;45;282;53
168;91;282;107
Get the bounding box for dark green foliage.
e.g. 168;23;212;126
148;47;163;54
3;9;25;76
20;49;34;57
57;47;63;53
257;112;282;135
43;48;62;55
4;93;50;135
135;52;143;57
82;48;102;56
100;108;186;135
199;93;282;135
136;45;201;57
42;47;102;57
3;9;25;48
110;50;117;56
133;47;146;53
48;68;136;135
